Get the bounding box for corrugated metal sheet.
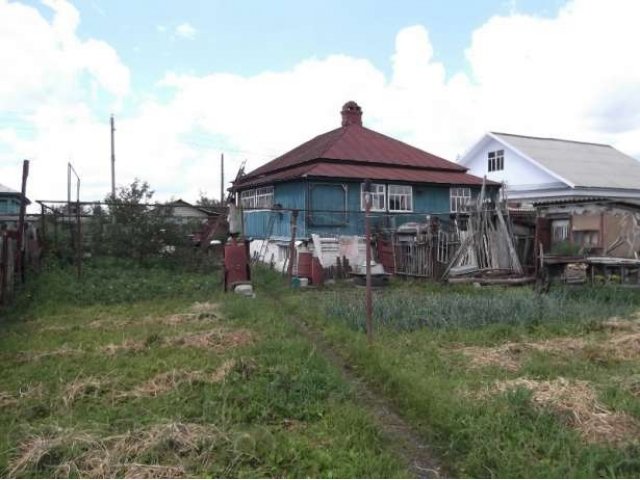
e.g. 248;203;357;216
235;161;493;188
240;123;467;184
493;132;640;190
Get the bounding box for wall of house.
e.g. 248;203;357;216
538;203;640;258
243;180;486;239
463;138;562;195
242;182;306;238
0;197;20;215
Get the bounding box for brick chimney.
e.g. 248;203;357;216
341;101;363;127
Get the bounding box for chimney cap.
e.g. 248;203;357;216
341;101;363;127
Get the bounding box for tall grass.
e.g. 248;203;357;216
324;286;640;332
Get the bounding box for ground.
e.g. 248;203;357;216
1;261;640;477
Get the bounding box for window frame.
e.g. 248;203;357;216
255;186;274;209
450;187;472;213
387;185;413;213
488;149;504;172
239;189;256;209
360;183;386;212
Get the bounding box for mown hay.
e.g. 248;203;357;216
492;377;640;445
100;339;146;356
18;346;84;363
9;422;224;478
606;332;640;360
63;377;107;407
459;337;586;372
0;391;18;408
117;360;236;399
169;329;253;352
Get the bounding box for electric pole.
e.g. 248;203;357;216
110;114;116;198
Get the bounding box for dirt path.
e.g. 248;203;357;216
291;317;444;479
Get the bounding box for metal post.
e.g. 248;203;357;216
364;179;373;345
287;209;299;284
110;114;116;199
0;231;7;305
220;153;224;204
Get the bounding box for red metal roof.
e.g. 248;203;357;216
234;102;485;190
234;160;493;188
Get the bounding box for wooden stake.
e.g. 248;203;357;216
287;209;299;284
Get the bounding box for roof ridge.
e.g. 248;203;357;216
492;131;612;148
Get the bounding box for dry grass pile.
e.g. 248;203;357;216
491;377;640;445
2;382;47;408
63;377;108;407
18;346;84;363
100;339;146;356
8;422;224;478
458;338;586;372
117;360;235;399
88;319;130;330
605;332;640;360
169;329;253;352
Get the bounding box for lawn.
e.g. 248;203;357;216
4;260;640;478
0;260;406;478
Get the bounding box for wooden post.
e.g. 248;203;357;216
287;209;299;283
364;179;373;345
16;160;29;284
0;231;7;305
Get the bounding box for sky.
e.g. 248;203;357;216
1;0;640;206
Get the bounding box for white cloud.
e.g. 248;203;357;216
175;22;197;40
2;0;640;207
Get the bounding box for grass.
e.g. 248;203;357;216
0;260;407;478
280;279;640;478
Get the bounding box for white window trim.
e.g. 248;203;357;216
240;186;274;210
450;187;472;213
387;185;413;212
255;186;274;209
488;149;504;172
360;183;386;212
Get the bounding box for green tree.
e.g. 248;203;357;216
103;179;181;263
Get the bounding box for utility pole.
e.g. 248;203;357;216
220;153;225;204
110;114;116;198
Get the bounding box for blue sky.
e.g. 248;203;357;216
1;0;639;202
26;0;565;91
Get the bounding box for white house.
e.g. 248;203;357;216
458;132;640;204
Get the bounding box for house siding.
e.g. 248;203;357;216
463;138;561;194
241;179;488;239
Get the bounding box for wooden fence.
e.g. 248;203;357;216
0;232;17;306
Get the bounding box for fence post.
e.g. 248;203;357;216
0;232;7;305
287;210;299;283
364;179;373;345
16;160;29;284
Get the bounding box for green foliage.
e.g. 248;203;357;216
323;284;640;332
550;240;583;256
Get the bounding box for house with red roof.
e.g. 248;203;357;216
231;101;496;246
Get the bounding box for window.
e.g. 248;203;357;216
255;186;274;208
551;219;570;243
240;186;274;209
360;183;386;211
488;149;504;172
388;185;413;212
239;189;256;208
573;230;599;248
450;187;471;213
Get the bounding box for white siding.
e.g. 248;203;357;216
463;138;563;194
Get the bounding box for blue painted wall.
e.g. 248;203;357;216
0;196;20;214
241;180;488;238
